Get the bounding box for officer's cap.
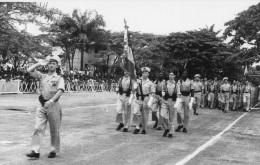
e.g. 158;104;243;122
141;67;151;73
46;55;61;65
223;77;228;81
194;74;200;78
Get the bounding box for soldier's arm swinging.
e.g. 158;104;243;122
44;89;64;109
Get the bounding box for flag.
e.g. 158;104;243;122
244;65;248;75
120;19;136;79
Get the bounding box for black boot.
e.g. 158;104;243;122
168;134;173;138
141;130;146;134
26;151;40;158
133;128;140;134
162;129;169;137
116;123;124;130
48;151;56;158
175;125;183;132
152;112;158;128
122;128;128;132
183;127;187;133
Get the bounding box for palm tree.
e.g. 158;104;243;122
68;9;106;70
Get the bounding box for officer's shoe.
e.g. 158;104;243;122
175;125;183;132
141;130;146;134
122;128;128;132
194;112;199;115
26;151;40;158
133;129;140;134
116;123;124;130
48;151;56;158
156;127;162;130
162;129;169;137
168;134;173;138
183;128;187;133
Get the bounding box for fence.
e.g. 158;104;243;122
0;79;117;94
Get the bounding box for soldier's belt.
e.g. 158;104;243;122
194;91;202;93
181;91;190;96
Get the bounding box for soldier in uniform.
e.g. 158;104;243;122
132;67;155;134
26;55;65;159
220;77;231;113
213;77;219;108
201;77;208;108
208;79;216;109
151;72;166;130
175;70;195;133
161;71;178;138
193;74;203;115
243;80;251;112
115;71;135;132
230;80;238;111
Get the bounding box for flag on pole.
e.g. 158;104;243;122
120;19;136;79
244;65;248;75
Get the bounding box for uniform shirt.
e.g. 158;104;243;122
203;81;209;93
120;76;135;91
209;83;215;92
166;80;177;96
155;80;166;92
232;85;238;93
177;78;194;95
137;78;155;95
193;81;203;92
244;85;251;93
30;70;65;100
221;83;231;92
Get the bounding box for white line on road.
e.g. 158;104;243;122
0;104;117;117
174;112;248;165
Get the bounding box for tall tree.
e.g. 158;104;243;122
43;9;106;70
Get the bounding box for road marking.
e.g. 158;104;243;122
0;104;117;117
174;112;248;165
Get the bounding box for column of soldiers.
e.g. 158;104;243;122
115;67;258;137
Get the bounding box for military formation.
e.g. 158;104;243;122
115;67;257;137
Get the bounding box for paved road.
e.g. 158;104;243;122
0;92;259;165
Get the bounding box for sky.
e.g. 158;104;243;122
24;0;260;36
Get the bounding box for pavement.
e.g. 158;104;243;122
0;92;260;165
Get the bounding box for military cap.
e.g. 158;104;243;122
141;67;151;73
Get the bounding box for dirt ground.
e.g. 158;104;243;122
0;92;260;165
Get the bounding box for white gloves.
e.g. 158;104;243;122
189;97;195;110
133;83;138;90
174;98;181;109
128;93;134;105
148;95;154;108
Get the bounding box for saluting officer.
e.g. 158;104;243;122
220;77;231;113
161;71;178;138
193;74;203;115
26;55;65;159
151;72;166;130
132;67;155;134
115;71;135;132
175;70;195;133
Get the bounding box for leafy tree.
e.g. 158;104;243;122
43;9;106;70
223;2;260;65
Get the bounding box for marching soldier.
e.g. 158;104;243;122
230;80;238;111
208;79;216;109
175;70;195;133
193;74;203;115
201;77;208;108
115;71;135;132
161;71;178;138
132;67;155;134
243;80;251;112
213;77;219;108
151;72;166;130
26;55;65;159
220;77;231;113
